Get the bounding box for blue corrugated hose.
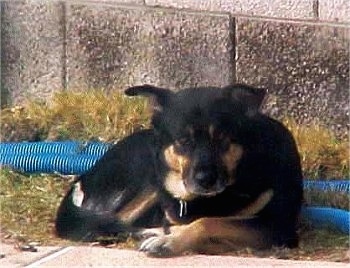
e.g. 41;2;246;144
0;141;110;156
0;141;110;175
301;207;349;233
1;153;99;175
303;180;349;193
0;141;349;234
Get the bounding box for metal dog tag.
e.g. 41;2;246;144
179;200;187;218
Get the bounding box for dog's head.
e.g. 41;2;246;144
125;84;266;201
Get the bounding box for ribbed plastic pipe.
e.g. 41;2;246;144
303;180;349;193
0;153;99;175
0;141;110;156
301;207;349;233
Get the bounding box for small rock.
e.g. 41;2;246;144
20;244;38;252
28;241;40;247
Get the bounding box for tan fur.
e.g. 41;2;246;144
163;142;244;200
221;143;243;183
163;145;190;173
140;188;274;255
116;186;159;224
173;216;266;253
164;171;196;201
163;145;196;201
141;217;267;255
237;189;274;216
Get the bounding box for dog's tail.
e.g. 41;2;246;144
55;183;131;241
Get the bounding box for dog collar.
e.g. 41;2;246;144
179;200;188;218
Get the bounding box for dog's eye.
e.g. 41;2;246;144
176;138;192;147
174;138;193;154
218;136;231;151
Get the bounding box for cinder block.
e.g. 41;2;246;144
1;1;65;105
236;18;349;139
146;0;315;20
319;0;350;23
66;4;233;91
68;0;145;4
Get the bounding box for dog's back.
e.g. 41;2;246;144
55;129;162;240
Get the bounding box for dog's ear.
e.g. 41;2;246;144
125;84;174;112
224;84;266;116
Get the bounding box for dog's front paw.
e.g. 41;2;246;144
139;234;180;257
133;227;164;240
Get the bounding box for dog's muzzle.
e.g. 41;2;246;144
194;168;217;189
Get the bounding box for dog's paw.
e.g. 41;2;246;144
139;234;180;257
134;227;164;240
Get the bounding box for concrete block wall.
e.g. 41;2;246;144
66;4;233;90
1;1;65;105
1;0;349;139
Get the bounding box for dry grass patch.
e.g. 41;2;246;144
284;118;349;179
0;169;72;245
1;89;150;142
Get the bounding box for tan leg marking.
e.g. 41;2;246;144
140;189;274;255
221;144;243;184
237;189;274;216
116;186;159;224
140;216;267;256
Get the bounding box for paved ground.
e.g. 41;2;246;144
1;243;348;267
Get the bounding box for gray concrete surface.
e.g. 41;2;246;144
66;3;233;91
0;243;348;267
146;0;317;20
0;243;61;267
318;0;350;22
1;1;65;104
236;18;349;139
1;0;349;140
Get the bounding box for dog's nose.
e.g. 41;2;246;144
194;169;217;189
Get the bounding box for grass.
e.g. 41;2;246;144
0;169;71;245
1;89;150;142
304;189;349;210
228;227;349;262
0;89;349;261
284;118;349;179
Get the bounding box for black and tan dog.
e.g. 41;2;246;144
55;84;303;257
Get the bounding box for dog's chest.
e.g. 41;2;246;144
163;199;194;224
161;189;257;225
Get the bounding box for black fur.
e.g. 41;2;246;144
56;84;303;255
